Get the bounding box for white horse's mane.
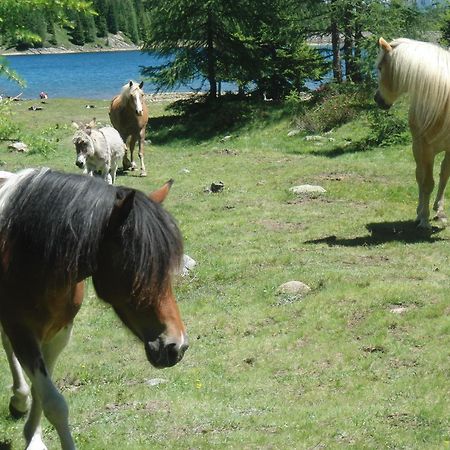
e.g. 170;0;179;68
383;38;450;139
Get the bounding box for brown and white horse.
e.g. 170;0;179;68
109;80;149;177
375;37;450;229
0;169;188;449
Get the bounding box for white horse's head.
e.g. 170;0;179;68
374;37;398;110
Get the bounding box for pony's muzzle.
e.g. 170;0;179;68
374;91;391;110
145;334;189;368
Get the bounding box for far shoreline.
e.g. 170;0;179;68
1;46;141;57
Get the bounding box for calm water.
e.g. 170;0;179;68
0;50;211;99
0;50;322;100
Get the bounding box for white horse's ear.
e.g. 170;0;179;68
139;81;144;89
379;37;392;53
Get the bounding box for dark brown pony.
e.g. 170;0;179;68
109;80;149;177
0;169;188;450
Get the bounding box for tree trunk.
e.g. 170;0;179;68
331;20;342;83
206;11;217;100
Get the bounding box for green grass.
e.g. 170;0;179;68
0;93;449;449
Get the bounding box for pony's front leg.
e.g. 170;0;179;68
433;151;450;223
21;326;75;450
1;328;31;418
137;129;147;177
413;141;435;229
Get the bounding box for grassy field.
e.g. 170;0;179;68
0;91;449;449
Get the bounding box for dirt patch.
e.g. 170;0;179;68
258;218;307;231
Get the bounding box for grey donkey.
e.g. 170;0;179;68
72;118;126;184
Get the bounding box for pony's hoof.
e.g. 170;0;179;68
140;172;147;177
9;401;27;419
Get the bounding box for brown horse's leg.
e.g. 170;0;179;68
129;135;138;171
413;138;435;229
433;151;450;223
138;128;147;177
4;324;75;450
0;328;30;418
122;136;132;171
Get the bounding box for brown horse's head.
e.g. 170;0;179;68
127;80;145;116
93;180;188;368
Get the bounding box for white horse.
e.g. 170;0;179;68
375;37;450;229
72;119;126;185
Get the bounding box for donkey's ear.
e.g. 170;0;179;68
139;81;144;89
108;190;136;232
129;80;133;88
87;117;97;128
71;121;80;129
149;179;174;203
379;37;392;53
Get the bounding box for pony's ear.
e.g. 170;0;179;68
108;190;136;232
379;37;392;53
139;81;144;89
149;179;174;203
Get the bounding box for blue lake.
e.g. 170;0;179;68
0;50;221;100
0;50;322;100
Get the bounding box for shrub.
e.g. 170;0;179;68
291;83;371;134
368;108;410;147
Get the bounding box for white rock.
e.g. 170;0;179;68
8;142;28;152
287;129;301;137
289;184;326;194
146;378;168;386
305;135;325;142
277;281;311;296
177;254;196;276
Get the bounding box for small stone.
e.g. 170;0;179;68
177;254;196;276
289;185;326;195
146;378;168;386
210;181;224;193
287;129;301;137
277;281;311;296
220;135;232;142
305;135;325;142
8;142;28;153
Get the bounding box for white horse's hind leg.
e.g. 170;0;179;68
433;151;450;223
25;325;75;450
1;328;31;418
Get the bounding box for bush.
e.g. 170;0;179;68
0;103;21;140
368;108;410;147
291;83;371;134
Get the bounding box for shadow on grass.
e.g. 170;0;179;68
305;220;446;247
0;441;11;450
147;95;287;145
310;138;376;158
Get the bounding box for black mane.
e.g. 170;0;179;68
0;169;183;296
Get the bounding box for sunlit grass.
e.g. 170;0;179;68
0;95;449;449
